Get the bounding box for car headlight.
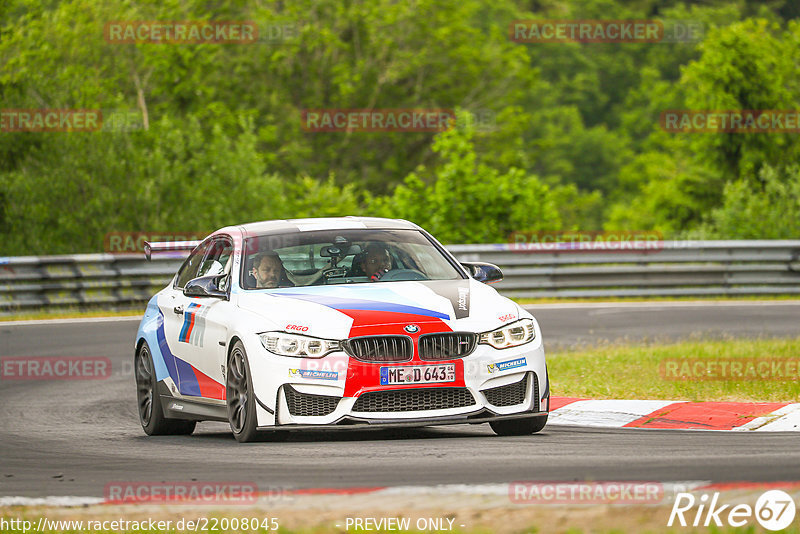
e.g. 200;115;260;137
259;332;341;358
478;318;535;349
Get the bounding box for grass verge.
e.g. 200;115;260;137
548;337;800;402
0;308;142;322
515;295;800;305
4;501;800;534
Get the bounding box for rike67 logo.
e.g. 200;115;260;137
669;490;796;531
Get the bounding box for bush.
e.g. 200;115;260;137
372;112;561;243
689;164;800;239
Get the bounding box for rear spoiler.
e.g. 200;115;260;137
144;240;201;261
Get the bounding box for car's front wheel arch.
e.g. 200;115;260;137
225;335;244;372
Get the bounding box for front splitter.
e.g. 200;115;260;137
258;409;548;432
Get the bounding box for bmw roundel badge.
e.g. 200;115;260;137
404;324;420;334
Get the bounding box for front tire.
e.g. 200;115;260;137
135;341;196;436
226;341;263;443
490;414;547;436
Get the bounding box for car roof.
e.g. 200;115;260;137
229;217;421;237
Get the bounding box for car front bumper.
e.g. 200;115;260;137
247;337;549;429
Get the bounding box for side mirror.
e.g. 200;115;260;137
462;262;503;284
184;275;229;299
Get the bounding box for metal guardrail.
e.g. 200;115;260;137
0;254;185;311
1;240;799;312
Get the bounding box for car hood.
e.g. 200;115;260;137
235;279;521;339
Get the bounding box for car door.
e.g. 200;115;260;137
180;236;235;400
159;238;230;399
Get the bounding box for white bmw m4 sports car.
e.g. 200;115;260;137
135;217;549;442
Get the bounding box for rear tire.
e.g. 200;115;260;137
490;414;547;436
135;341;196;436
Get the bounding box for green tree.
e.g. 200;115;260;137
680;19;800;180
374;112;561;243
690;165;800;239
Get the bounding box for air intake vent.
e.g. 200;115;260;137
352;387;475;412
419;332;477;361
482;374;528;407
481;372;539;410
284;385;340;417
343;336;413;362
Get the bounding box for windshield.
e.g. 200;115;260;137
240;229;464;289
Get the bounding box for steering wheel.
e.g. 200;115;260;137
374;268;427;281
322;266;348;279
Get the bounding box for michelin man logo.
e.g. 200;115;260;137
288;368;339;380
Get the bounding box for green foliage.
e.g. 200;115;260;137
680;19;800;180
374;112;561;243
607;15;800;235
0;115;358;253
1;0;800;255
606;147;723;235
690;164;800;239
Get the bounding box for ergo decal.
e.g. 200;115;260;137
285;323;309;332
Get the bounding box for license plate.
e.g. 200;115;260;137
379;364;456;385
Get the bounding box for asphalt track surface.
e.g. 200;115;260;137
0;302;798;497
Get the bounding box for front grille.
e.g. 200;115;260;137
352;387;475;412
344;336;412;362
419;332;477;361
481;372;539;410
284;385;340;417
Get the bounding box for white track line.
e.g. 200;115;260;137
0;496;104;506
0;316;142;327
548;400;679;428
735;403;800;432
549;400;800;432
0;483;712;508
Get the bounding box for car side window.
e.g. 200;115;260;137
175;241;212;289
197;238;234;278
